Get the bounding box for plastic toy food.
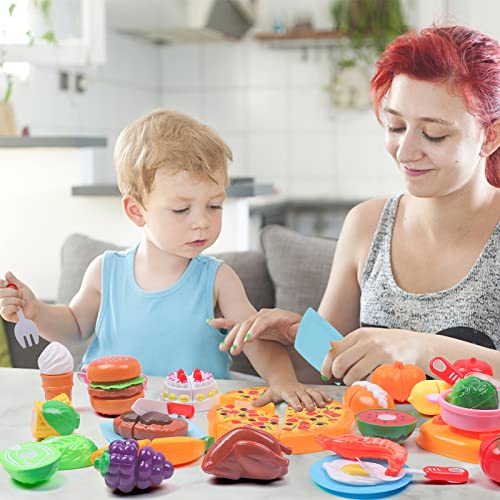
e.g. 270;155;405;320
219;386;275;414
32;393;80;439
0;442;61;484
87;356;146;416
113;411;188;440
316;434;408;476
208;400;354;454
446;376;498;410
371;361;426;403
407;380;450;415
42;434;97;470
94;439;174;493
37;342;74;400
356;409;417;443
92;435;213;467
161;368;220;411
479;434;500;483
453;357;493;377
280;401;355;454
202;427;291;480
343;381;395;413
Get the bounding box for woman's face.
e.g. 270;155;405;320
384;74;486;198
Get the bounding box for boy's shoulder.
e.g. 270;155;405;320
195;253;223;266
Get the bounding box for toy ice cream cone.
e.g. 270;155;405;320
37;342;74;401
40;371;74;400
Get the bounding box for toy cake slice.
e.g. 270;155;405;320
218;386;275;414
207;404;280;440
279;400;355;454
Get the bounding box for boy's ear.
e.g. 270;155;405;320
481;119;500;157
123;194;146;227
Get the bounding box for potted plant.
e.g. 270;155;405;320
0;0;56;135
327;0;409;110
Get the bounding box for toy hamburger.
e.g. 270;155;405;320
87;356;146;416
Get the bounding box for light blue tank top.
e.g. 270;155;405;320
82;244;232;378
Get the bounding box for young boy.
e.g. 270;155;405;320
0;109;328;410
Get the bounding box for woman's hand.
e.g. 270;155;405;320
209;308;302;355
252;380;331;412
320;327;424;385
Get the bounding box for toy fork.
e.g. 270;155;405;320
6;283;40;348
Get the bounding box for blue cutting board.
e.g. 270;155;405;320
294;308;344;372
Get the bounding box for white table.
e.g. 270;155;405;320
0;368;495;499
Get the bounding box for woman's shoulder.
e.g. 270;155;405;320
345;198;388;238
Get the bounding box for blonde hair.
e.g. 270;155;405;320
113;109;232;206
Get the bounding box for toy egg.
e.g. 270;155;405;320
408;380;450;415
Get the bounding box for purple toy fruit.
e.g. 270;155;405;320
94;439;174;493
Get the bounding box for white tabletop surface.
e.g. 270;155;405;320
0;367;496;499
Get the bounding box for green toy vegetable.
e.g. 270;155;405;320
0;442;60;484
446;376;499;410
42;434;97;470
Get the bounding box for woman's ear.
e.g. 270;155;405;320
123;194;146;227
481;119;500;157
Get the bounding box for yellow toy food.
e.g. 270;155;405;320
31;393;80;440
407;380;450;415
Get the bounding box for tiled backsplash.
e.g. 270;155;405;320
160;41;404;200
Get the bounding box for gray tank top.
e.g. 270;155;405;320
360;195;500;350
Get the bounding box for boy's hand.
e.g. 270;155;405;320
252;381;331;412
0;272;40;323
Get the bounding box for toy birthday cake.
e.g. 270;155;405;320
160;368;219;411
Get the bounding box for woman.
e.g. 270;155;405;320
211;26;500;398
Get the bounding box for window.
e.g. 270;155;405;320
1;0;105;66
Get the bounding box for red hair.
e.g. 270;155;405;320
371;26;500;187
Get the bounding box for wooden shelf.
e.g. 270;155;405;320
255;30;344;41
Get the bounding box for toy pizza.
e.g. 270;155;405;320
209;387;354;454
218;386;275;414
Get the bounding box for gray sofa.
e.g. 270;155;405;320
7;225;337;384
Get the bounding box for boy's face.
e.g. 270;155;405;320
141;168;226;259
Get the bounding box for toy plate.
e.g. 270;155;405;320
310;456;412;499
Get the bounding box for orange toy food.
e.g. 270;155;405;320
208;404;280;440
371;361;425;403
343;381;395;413
91;436;212;467
87;356;145;416
317;434;408;476
279;401;355;454
219;386;275;414
208;401;354;454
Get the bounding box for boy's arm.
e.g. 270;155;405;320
28;256;101;344
215;264;330;410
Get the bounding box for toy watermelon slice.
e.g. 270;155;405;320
356;409;417;443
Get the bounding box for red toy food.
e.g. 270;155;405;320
87;356;145;416
316;434;408;476
452;358;493;377
479;434;500;483
202;427;291;480
114;411;188;440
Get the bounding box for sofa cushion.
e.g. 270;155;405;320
260;225;337;384
261;225;336;313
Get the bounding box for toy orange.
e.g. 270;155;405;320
343;381;395;413
371;361;425;403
